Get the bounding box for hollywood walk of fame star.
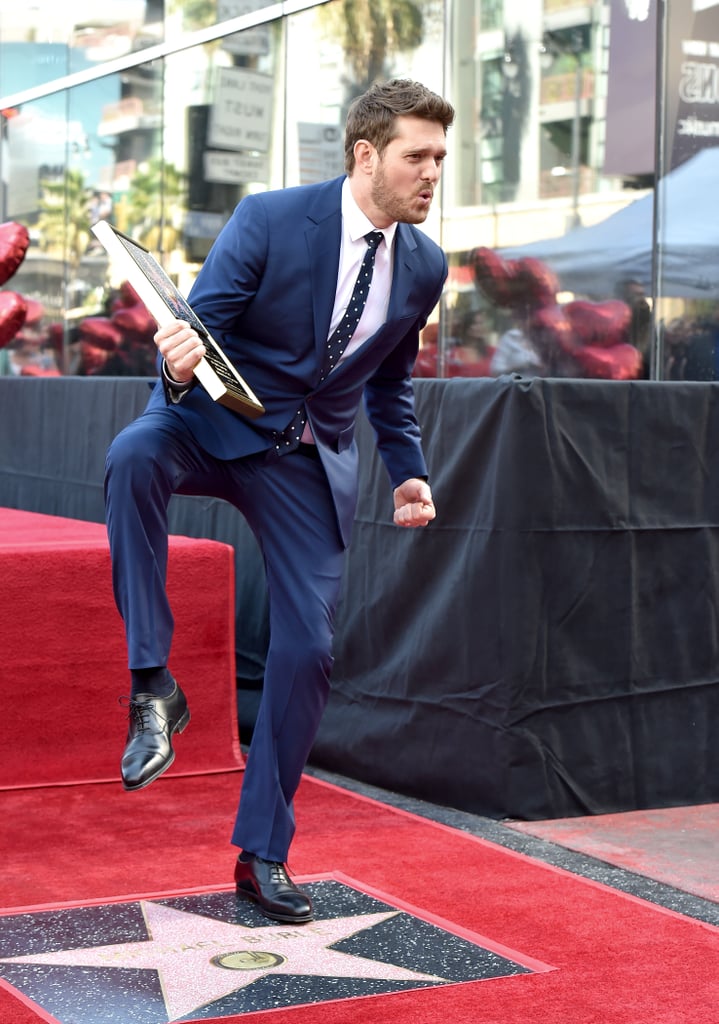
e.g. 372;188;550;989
0;900;449;1021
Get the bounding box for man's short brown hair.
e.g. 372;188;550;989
344;78;455;173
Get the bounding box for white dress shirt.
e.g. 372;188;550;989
331;178;396;363
300;179;396;442
167;180;398;427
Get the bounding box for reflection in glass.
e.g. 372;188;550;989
0;2;165;95
2;0;718;381
442;0;660;382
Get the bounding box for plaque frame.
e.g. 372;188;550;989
90;220;265;419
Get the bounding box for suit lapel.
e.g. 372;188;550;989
304;180;343;358
386;222;419;322
302;189;422;373
321;225;422;381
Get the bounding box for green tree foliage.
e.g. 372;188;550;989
168;0;217;31
126;157;186;254
319;0;427;88
36;167;92;272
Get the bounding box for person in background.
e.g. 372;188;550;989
615;277;651;377
490;311;546;377
451;308;495;375
0;324;60;376
87;191;114;251
104;78;455;925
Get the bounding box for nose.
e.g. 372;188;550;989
422;158;442;183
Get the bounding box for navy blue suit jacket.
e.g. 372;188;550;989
146;175;447;544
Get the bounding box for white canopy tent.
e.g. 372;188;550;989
500;148;719;300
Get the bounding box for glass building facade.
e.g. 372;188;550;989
0;0;717;382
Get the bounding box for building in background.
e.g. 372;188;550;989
1;0;718;382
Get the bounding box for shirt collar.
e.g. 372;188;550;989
342;177;398;249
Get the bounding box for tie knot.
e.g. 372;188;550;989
364;231;383;251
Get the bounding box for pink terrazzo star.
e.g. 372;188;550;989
0;900;447;1021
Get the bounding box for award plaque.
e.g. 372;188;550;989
90;220;265;419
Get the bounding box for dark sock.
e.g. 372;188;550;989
130;667;175;699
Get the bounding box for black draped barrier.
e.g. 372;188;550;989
1;375;718;819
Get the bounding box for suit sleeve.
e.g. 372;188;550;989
363;251;446;487
187;195;268;332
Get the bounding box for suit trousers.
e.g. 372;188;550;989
104;406;346;862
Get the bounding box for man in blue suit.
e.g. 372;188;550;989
105;78;455;924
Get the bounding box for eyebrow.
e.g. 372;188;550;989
404;145;447;159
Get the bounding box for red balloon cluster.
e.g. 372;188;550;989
413;320;496;378
77;281;157;375
0;221;157;377
0;221;31;348
79;317;123;352
469;246;643;380
470;247;559;311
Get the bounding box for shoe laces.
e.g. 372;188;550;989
270;862;290;885
119;696;165;733
255;857;290;886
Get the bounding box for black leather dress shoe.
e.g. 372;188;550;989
120;682;190;791
235;855;313;923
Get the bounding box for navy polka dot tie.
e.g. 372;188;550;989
320;230;384;382
276;230;384;455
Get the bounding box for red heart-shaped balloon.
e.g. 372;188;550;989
0;290;28;347
79;341;110;374
565;300;632;348
513;257;558;309
0;221;30;286
79;316;122;351
471;248;558;311
111;282;142;313
529;304;574;352
112;302;155;335
23;297;45;325
573;342;643;379
45;322;64;353
470;247;517;308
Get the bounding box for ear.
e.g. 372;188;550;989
353;139;376;175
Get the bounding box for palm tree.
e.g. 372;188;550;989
167;0;216;31
125;157;186;255
318;0;428;92
168;0;217;30
35;167;92;274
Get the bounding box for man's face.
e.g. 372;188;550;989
369;115;447;227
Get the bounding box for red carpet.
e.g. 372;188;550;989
1;509;717;1023
0;509;242;788
1;773;718;1024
